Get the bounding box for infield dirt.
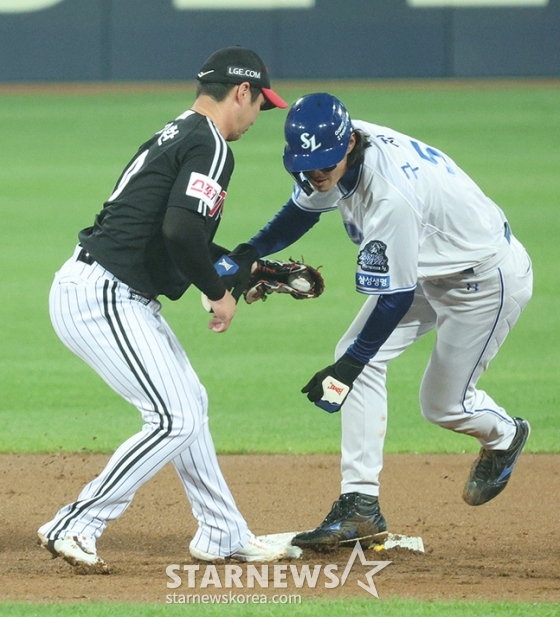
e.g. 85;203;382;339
1;452;559;603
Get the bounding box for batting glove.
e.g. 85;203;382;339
213;243;259;302
302;353;365;413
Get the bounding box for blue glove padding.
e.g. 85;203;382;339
301;353;365;413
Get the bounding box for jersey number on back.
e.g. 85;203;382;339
410;140;455;175
108;150;149;201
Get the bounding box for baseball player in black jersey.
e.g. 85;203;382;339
37;46;289;572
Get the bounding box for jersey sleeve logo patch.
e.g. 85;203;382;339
186;172;227;216
356;273;390;292
358;240;389;273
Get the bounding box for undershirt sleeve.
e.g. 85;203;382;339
162;206;226;301
248;199;321;257
209;242;230;262
345;289;416;364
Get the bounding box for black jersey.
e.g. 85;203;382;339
79;111;233;300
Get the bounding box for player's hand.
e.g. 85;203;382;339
302;354;365;413
208;290;237;333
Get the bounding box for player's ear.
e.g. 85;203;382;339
235;82;252;105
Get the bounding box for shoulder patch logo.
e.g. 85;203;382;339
358;240;389;273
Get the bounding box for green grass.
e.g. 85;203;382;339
0;600;559;616
0;81;559;454
0;76;559;617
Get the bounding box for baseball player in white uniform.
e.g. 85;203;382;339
37;47;291;571
244;93;533;550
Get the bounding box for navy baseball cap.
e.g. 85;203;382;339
197;46;287;111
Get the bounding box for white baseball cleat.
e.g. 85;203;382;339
38;531;109;573
189;535;288;563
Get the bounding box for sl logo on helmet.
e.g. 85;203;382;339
300;133;322;152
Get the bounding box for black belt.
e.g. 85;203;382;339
76;248;156;301
77;248;95;265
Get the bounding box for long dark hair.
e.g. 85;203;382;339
347;129;372;169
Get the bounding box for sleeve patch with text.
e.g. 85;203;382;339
356;240;390;293
358;240;389;273
356;274;391;292
186;172;226;216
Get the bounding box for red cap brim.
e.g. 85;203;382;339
261;87;288;110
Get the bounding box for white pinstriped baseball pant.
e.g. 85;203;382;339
336;236;533;497
40;246;251;557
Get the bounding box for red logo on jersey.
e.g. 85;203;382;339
186;172;227;218
190;177;218;201
209;190;226;217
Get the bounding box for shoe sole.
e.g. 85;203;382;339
37;533;59;559
189;545;226;563
293;530;388;552
190;552;285;564
38;533;110;574
190;544;287;563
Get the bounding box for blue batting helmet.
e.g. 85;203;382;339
283;93;352;173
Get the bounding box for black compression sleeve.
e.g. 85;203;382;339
162;207;226;301
209;242;230;263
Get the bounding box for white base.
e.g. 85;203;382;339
257;532;303;559
258;531;424;554
376;533;424;553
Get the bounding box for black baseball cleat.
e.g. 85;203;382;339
291;492;388;551
463;417;530;506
